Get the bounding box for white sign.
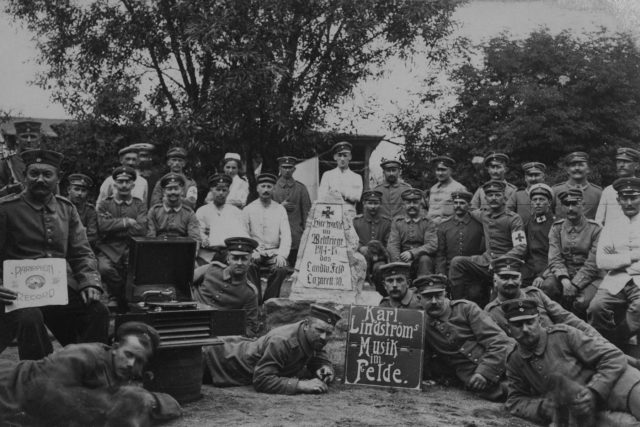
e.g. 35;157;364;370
3;258;68;312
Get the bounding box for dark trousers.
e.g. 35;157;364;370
97;252;127;306
41;288;110;347
0;307;53;360
449;256;493;308
540;275;599;318
412;254;435;278
252;256;288;303
588;281;640;349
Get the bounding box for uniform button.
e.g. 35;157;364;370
473;358;478;363
467;353;472;357
47;239;52;243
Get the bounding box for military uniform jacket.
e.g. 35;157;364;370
374;180;412;219
505;189;532;224
506;324;640;425
147;203;200;242
96;197;147;264
353;213;391;250
192;262;259;337
485;287;599;338
427;178;467;224
470;181;517;212
523;213;555;279
435;213;485;275
379;289;422;309
424;300;515;384
0;193;101;292
272;178;311;250
202;321;332;394
470;208;526;266
544;217;601;289
75;202;98;246
387;215;438;262
149;175;198;210
552;181;602;220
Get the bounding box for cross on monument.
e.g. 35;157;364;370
321;206;334;218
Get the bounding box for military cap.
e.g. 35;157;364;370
491;255;524;274
616;147;640;163
332;141;352;154
361;190;383;202
482;180;506;194
379;262;411;279
558;188;583;204
502;298;539;322
166;147;187;159
67;173;93;188
613;177;640;196
112;166;136;181
277;156;297;166
116;321;161;354
208;173;232;187
564;151;589;165
401;188;423;200
256;173;277;185
118;146;138;156
14;121;41;136
415;274;448;295
522;162;546;174
128;143;155;153
528;183;553;200
224;236;258;255
432;155;456;168
223;153;242;166
483;152;509;167
20;149;64;168
160;172;186;188
380;158;402;169
450;190;473;202
309;304;341;326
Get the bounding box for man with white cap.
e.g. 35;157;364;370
506;162;548;223
427;155;467;224
223;152;249;209
596;147;640;226
96;145;149;207
373;157;411;219
318;141;363;217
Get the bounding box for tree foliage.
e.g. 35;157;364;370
6;0;461;182
397;28;640;190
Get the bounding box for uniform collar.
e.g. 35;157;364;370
277;177;295;188
518;328;548;359
488;208;506;219
428;302;452;322
22;192;57;212
453;213;471;224
163;203;182;212
114;197;133;206
297;322;314;357
403;215;422;223
494;289;525;305
565;216;586;233
388;289;414;307
364;213;381;223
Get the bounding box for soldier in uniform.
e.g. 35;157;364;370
96;166;148;310
149;147;198;210
521;183;555;287
0;149;108;360
377;262;422;309
97;145;149;207
449;180;527;308
373;158;411;219
66;173;98;246
202;304;340;394
427;156;467;224
538;188;601;316
470;153;517;212
589;177;640;349
484;255;599;338
504;298;640;425
506;162;547;223
147;172;200;242
0;121;41;199
552;151;602;220
318;141;363;217
353;190;391;295
195;173;247;265
421;276;514;401
272;156;311;267
387;188;438;279
192;237;260;337
435;190;484;276
596;147;640;226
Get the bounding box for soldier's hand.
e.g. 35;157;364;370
539;398;556;419
561;278;577;298
81;288;101;304
274;255;287;268
316;366;335;384
297;378;329;394
0;286;17;305
532;277;544;288
467;373;488;391
573;388;596;416
399;251;412;262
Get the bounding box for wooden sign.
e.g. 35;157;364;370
3;258;68;312
344;305;425;390
297;203;352;291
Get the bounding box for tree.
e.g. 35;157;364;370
395;28;640;190
6;0;462;184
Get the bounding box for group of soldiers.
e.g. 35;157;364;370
2;123;640;424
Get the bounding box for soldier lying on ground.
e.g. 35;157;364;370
202;304;340;394
0;321;181;426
